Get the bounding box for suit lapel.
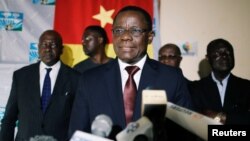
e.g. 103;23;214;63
104;60;127;127
29;62;44;114
223;74;235;110
46;63;68;112
134;58;159;120
206;75;223;109
103;58;160;125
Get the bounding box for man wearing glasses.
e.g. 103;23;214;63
158;43;182;68
158;43;197;141
69;6;193;140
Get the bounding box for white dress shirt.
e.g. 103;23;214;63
118;55;147;93
211;72;230;106
39;61;61;96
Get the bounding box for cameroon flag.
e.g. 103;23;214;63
54;0;158;67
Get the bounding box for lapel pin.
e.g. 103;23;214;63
65;92;69;96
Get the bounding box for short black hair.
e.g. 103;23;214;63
160;43;181;56
39;30;63;46
207;38;234;55
84;25;108;45
113;5;153;31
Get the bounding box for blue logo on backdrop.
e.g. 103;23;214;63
0;107;5;124
32;0;56;5
0;11;23;31
29;43;39;63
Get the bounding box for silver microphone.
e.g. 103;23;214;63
91;114;113;137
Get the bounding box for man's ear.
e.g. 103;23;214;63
98;37;103;44
205;54;209;61
59;45;64;55
179;56;183;62
147;31;155;44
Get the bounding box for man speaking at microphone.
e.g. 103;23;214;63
68;6;193;140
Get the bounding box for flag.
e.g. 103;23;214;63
0;0;160;122
54;0;157;67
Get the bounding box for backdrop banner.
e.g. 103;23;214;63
0;0;160;125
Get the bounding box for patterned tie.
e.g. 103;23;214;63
124;66;140;124
41;68;52;113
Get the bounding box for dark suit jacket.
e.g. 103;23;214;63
190;73;250;124
0;62;80;141
68;57;193;139
73;58;114;74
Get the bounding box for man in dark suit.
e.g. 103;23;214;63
68;6;193;140
158;44;197;140
0;30;80;141
158;43;192;83
190;38;250;125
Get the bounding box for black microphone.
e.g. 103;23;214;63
134;135;149;141
141;90;168;141
141;90;167;121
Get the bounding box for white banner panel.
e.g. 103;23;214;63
0;0;55;124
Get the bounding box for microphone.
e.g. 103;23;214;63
141;90;168;141
70;130;114;141
70;114;114;141
165;102;222;140
116;90;167;141
141;90;167;121
91;114;113;137
134;135;149;141
140;90;222;140
29;135;57;141
116;116;153;141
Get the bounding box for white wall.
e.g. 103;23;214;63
160;0;250;80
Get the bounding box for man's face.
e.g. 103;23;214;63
38;32;62;66
82;30;100;56
158;47;182;68
207;45;234;74
112;11;153;64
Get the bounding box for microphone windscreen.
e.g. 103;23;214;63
29;135;57;141
91;114;113;137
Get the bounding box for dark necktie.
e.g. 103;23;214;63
41;68;52;113
124;66;140;124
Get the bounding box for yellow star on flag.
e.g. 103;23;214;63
93;5;115;28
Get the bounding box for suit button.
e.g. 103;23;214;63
41;123;44;128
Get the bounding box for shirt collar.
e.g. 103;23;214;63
211;72;230;85
40;61;61;71
118;55;147;71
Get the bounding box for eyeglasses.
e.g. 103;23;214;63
39;41;57;49
210;50;231;58
158;55;180;60
112;28;148;37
